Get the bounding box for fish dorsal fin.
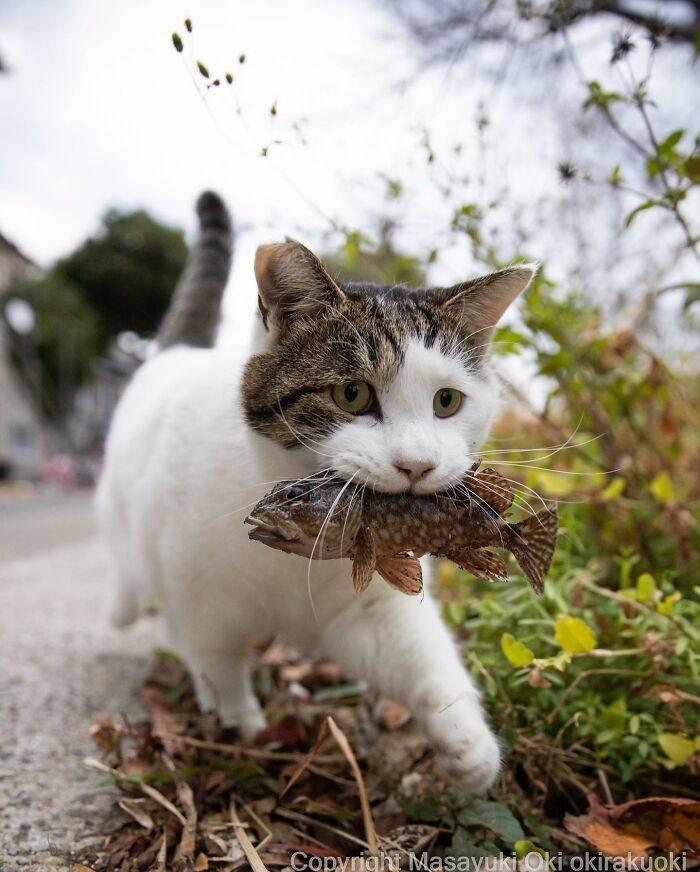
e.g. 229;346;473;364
449;549;509;584
351;526;375;594
510;502;559;596
376;553;423;596
464;467;514;515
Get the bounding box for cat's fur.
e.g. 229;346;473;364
96;191;537;793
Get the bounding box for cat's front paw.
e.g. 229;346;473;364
433;725;501;794
219;703;269;740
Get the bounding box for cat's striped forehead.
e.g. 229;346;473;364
242;283;483;448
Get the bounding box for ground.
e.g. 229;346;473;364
0;489;164;871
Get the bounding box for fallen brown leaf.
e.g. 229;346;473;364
565;795;700;860
374;700;412;731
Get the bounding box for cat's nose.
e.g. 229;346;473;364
393;459;436;483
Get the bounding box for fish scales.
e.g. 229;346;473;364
245;463;558;597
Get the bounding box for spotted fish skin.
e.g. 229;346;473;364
245;465;558;596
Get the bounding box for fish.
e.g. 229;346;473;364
244;463;558;596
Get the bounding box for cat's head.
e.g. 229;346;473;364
242;240;536;494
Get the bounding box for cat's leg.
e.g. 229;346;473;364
185;649;267;739
318;580;500;794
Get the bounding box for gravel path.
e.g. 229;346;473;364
0;493;165;870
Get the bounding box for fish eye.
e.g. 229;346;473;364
287;485;306;500
331;381;373;415
433;388;463;418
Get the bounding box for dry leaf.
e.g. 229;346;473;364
565;795;700;860
89;716;125;759
118;798;155;831
174;780;198;862
375;700;412;731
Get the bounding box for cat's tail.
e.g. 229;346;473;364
158;190;233;350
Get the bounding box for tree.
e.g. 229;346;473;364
3;209;188;423
55;208;188;350
386;0;700;63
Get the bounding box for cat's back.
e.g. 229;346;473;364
98;343;249;515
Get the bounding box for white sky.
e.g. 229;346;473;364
2;0;697;357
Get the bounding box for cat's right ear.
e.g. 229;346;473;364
254;240;346;336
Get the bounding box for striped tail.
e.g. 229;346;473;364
158;191;233;350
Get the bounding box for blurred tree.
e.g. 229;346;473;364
55;209;187;350
386;0;700;61
4;275;98;422
2;209;187;423
323;222;427;286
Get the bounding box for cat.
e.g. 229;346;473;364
96;191;537;794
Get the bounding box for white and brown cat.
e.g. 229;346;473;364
96;191;537;793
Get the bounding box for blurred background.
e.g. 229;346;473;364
1;0;700;862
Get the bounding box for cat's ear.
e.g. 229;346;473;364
430;263;538;338
254;239;346;334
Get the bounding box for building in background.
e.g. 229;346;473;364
0;232;48;479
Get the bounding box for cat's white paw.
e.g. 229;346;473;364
433;725;501;795
420;693;501;795
218;703;269;740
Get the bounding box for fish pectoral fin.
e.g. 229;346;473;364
351;526;375;594
449;549;509;584
510;502;559;596
376;553;423;596
463;467;514;515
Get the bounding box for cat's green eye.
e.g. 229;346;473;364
433;388;462;418
332;381;373;415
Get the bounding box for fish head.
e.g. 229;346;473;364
245;479;363;559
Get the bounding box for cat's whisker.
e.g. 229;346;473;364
339;478;362;558
306;473;357;621
479;461;622;476
480;434;603;456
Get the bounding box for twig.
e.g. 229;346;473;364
162;732;341;763
326;716;380;856
230;800;270;872
83;757;187;826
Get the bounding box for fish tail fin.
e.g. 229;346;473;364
509;503;559;595
158;191;233;350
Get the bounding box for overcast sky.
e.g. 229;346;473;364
2;0;697;355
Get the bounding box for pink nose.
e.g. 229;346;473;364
393;459;436;483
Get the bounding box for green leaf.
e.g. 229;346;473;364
171;32;184;53
457;800;525;844
514;841;547;860
601;476;625;500
554;615;596;654
601;698;627;732
196;60;210;79
607;165;623;186
680;282;700;310
447;601;466;626
658;129;684;156
657;591;681;615
683;155;700;182
450;828;494;860
646;157;662;179
635;573;656;603
501;633;535;667
650;471;674;503
625;200;657;227
658;733;695;766
583;81;623;110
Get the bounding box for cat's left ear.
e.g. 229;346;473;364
254;239;346;335
430;263;538;338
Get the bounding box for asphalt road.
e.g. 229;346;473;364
0;489;166;870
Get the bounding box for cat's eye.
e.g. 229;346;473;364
331;381;373;415
433;388;463;418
